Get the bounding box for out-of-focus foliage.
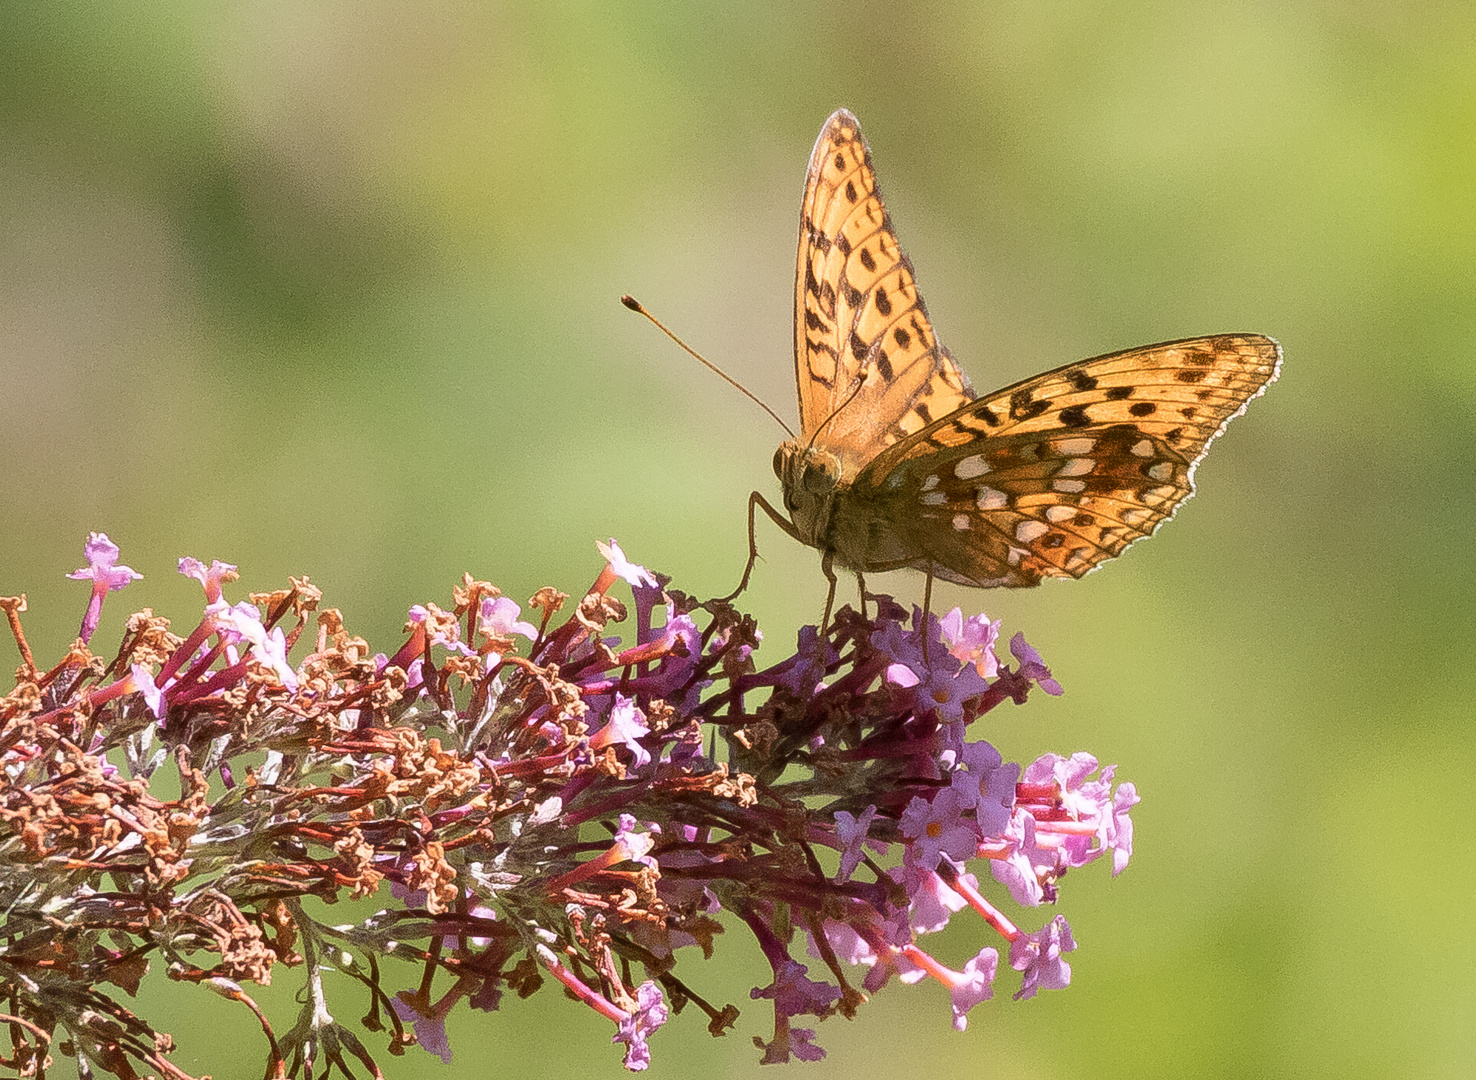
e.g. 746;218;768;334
1;2;1471;1078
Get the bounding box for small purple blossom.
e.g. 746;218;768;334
776;624;838;695
598;538;657;588
403;655;426;697
949;739;1020;838
391;988;459;1063
756;1024;827;1064
128;664;168;722
177;557;238;604
914;657;990;721
1009;632;1063;696
641;608;704;704
481;595;537;640
786;1027;826;1062
68;533;142;593
990;812;1053;907
214;601;299;692
812;919;876;969
750;960;840;1020
68;532;142;643
833;805;878;883
874;610;989;720
900;790;979;871
1009;915;1075;1000
1023;752;1102;803
940;607;1001;678
590;694;653;771
613;981;669;1071
1106;782;1139;875
1021;753;1138;873
904;864;968;934
255;626;298;692
884;660;920;688
870;616;926;672
948;947;998;1030
210;599;259;645
825;902;916;995
614;813;658;869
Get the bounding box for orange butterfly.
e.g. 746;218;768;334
729;109;1281;625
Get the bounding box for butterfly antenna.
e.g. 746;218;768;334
621;295;796;439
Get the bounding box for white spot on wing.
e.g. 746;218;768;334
1053;479;1086;494
975;485;1008;510
921;491;946;505
954;454;991;479
1045;505;1076;523
922;474;940;491
1148;462;1173;481
1057;458;1094;477
1015;520;1049;543
952;513;971;531
1058;438;1095;456
1131;439;1154;458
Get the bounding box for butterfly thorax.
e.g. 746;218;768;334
774;441;844;549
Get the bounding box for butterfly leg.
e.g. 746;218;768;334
820;549;838;633
855;571;869;621
718;491;804;604
921;568;935;664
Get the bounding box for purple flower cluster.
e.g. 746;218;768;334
0;532;1138;1077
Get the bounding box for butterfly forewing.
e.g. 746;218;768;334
795;109;974;478
848;335;1282;586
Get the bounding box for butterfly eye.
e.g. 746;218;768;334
802;456;839;494
772;447;785;479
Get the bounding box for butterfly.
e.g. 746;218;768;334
728;108;1281;626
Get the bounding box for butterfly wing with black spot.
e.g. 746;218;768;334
845;334;1282;586
794;109;974;479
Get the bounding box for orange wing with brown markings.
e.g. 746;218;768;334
794;109;974;480
849;335;1282;587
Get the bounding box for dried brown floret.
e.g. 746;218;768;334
453;573;499;611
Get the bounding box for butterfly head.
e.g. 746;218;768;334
774;440;842;547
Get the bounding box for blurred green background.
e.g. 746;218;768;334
2;2;1473;1077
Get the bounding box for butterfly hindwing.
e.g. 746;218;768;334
848;335;1282;585
795;109;974;478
